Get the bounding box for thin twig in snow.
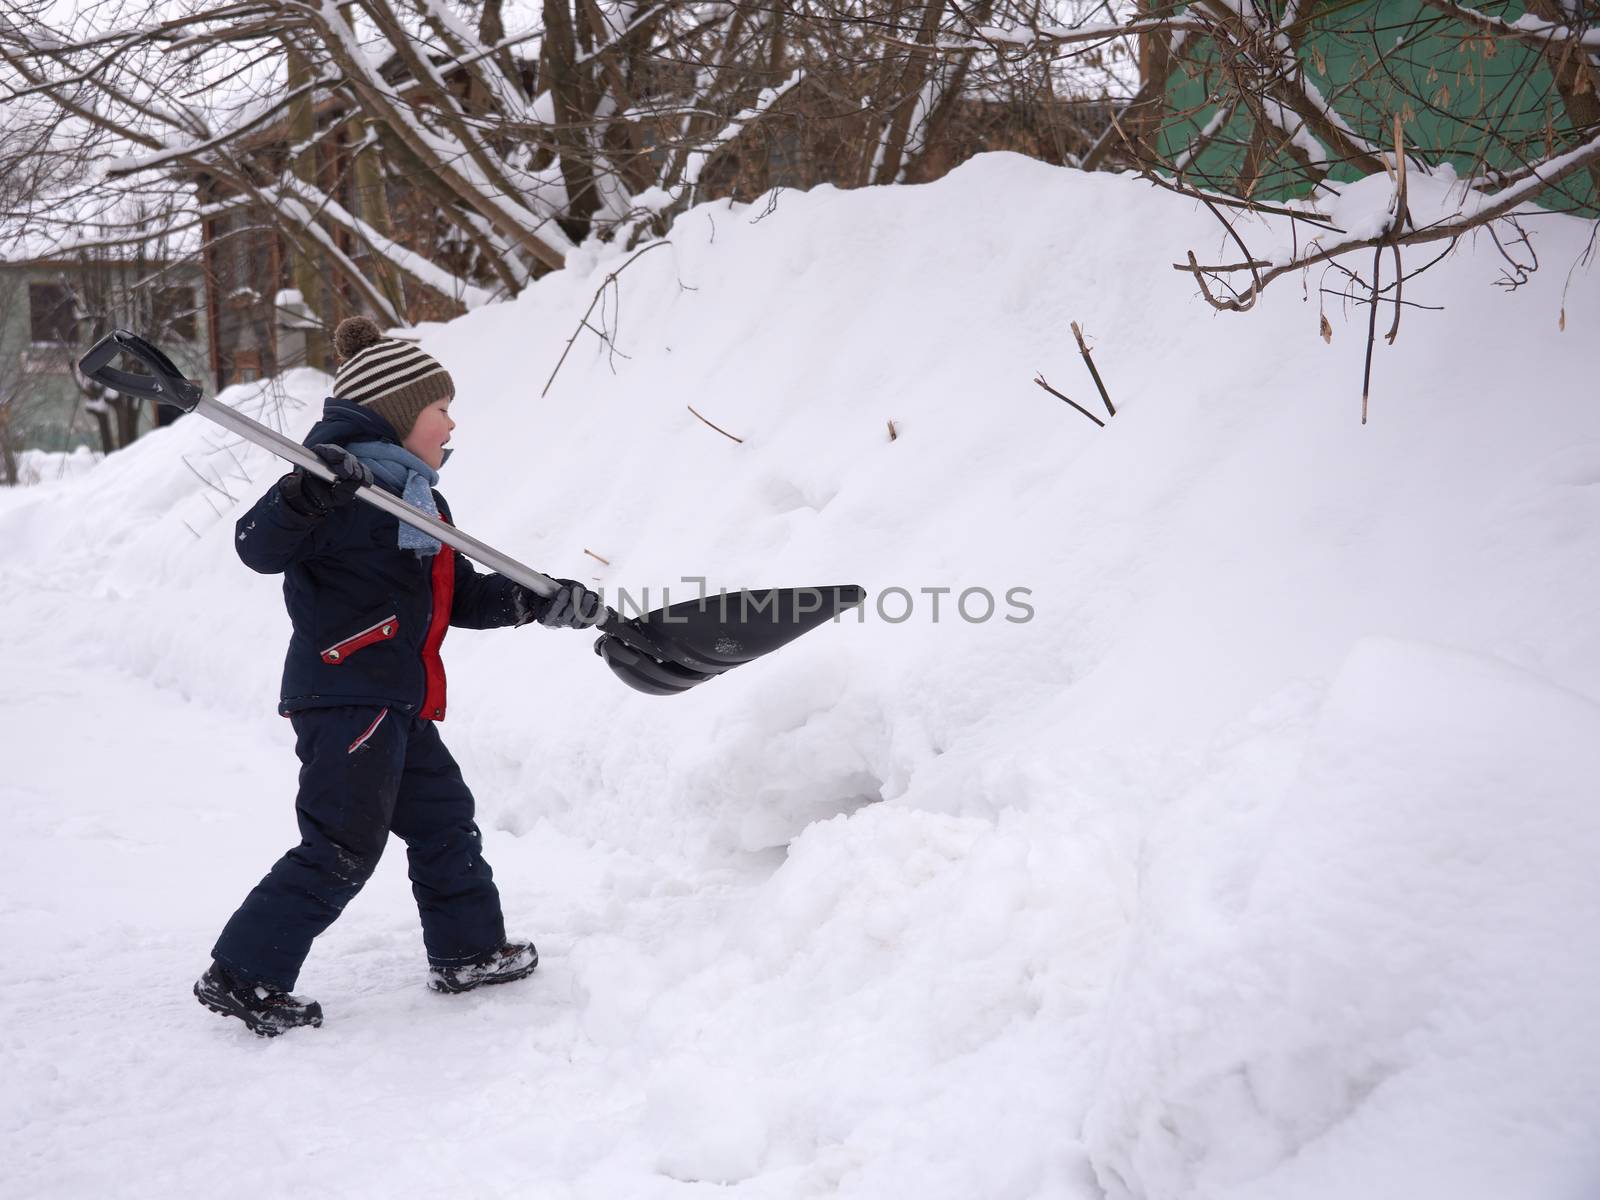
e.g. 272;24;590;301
1386;114;1410;347
1386;243;1405;344
542;241;670;398
181;455;235;501
686;404;744;443
1070;322;1117;418
1364;114;1412;420
1362;244;1382;426
1033;373;1106;428
1317;287;1442;312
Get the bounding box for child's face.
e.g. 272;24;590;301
404;397;454;470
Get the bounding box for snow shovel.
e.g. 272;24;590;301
78;329;864;695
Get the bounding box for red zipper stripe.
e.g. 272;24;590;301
321;615;399;664
420;541;454;721
347;708;389;754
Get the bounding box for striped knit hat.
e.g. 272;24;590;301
331;317;454;441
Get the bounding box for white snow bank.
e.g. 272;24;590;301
1085;638;1600;1200
2;445;103;486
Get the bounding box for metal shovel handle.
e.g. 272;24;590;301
79;329;561;600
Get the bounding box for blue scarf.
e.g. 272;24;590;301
346;441;443;557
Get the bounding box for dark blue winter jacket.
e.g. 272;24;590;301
235;399;526;719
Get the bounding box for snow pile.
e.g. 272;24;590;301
1084;639;1600;1199
7;445;103;485
2;154;1598;1198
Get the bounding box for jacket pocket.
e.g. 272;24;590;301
321;613;399;665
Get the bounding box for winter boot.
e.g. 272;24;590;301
194;962;324;1037
427;939;538;994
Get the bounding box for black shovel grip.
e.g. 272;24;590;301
77;329;203;412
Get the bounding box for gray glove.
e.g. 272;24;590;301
310;444;374;494
525;578;606;629
281;444;374;518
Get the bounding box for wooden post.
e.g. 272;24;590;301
287;46;329;370
352;117;407;322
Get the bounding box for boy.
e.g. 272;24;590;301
195;317;602;1037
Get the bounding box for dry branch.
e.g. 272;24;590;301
1033;372;1105;427
541;241;670;397
686;403;744;443
1070;321;1115;418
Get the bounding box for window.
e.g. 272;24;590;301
154;285;198;341
228;349;262;385
28;283;77;345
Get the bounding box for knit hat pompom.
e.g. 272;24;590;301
334;316;384;363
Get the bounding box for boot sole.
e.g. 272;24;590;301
194;982;323;1038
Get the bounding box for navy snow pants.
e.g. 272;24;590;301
212;706;506;991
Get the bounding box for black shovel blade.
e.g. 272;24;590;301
595;585;865;695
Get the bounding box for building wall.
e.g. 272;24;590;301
0;261;211;452
1157;0;1598;213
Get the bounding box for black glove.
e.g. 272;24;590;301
520;578;606;629
280;444;374;518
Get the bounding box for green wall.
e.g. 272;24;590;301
1160;0;1598;212
0;264;210;454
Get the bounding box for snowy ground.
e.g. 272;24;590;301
3;156;1599;1199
